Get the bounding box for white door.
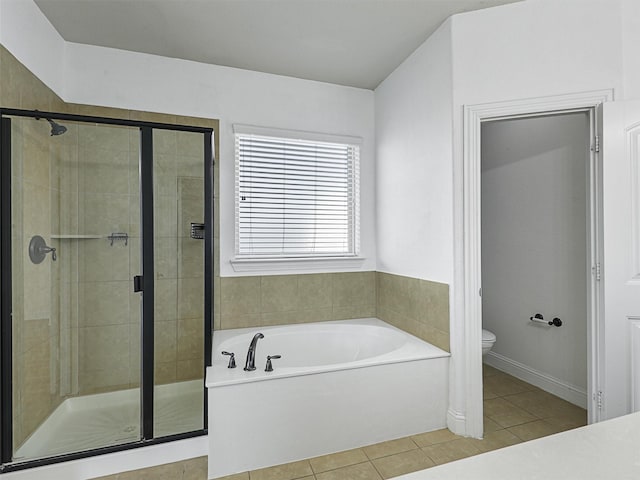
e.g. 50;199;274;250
601;101;640;420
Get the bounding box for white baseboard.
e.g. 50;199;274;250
4;436;208;480
446;408;467;436
484;352;588;409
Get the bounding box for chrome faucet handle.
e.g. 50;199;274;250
265;355;281;372
221;351;236;368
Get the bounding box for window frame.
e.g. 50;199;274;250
231;124;364;272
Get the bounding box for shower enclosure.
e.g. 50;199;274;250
0;109;214;471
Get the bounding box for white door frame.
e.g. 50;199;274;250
458;89;613;438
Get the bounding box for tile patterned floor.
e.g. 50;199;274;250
93;365;587;480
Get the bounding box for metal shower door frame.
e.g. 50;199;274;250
0;108;215;473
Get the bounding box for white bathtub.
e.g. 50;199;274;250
206;318;450;479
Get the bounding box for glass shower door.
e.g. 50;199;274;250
7;116;142;461
152;128;205;437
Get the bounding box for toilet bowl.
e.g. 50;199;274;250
482;329;496;356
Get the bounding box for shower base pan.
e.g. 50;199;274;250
14;380;203;462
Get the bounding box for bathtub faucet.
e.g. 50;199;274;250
244;332;264;371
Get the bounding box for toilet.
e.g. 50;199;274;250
482;329;496;356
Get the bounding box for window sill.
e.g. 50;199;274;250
230;256;366;273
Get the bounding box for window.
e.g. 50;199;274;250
234;127;360;262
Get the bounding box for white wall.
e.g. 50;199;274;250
621;0;640;100
0;0;66;95
0;1;376;278
63;43;376;277
447;0;634;433
375;18;453;285
481;113;590;404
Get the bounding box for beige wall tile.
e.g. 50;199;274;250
129;110;176;125
178;277;204;319
155;360;177;385
221;277;261;316
376;272;450;352
332;272;376;307
155;278;178;321
80;281;130;327
177;359;204;381
155;320;177;363
79;324;130;372
297;273;333;309
181;456;208;480
419;279;449;333
221;313;262;329
79;148;130;195
261;275;299;313
78;123;130;152
81;193;130;236
80;238;130;282
177;317;204;360
332;304;376;320
177;131;205;158
155;237;179;279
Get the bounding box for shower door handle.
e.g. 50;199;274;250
133;275;143;292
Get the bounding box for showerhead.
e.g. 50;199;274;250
46;118;67;136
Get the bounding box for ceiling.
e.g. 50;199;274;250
34;0;520;90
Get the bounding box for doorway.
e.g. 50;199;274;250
480;112;591;414
457;90;611;439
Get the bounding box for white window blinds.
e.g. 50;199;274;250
235;132;360;258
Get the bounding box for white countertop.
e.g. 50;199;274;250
394;412;640;480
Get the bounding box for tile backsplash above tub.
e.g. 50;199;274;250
218;271;450;353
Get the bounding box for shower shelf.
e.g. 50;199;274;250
51;235;103;239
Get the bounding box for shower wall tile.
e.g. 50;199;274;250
377;272;450;352
79;148;130;195
156;279;178;321
220;272;377;330
78;124;130;152
79;281;130;326
80;239;130;282
2;46;220;430
78;324;130;372
176;359;203;382
155;320;178;363
155;237;178;279
152;129;178;156
155;361;177;385
178;277;204;319
81;193;130;234
79;365;131;394
177;317;204;361
177;131;205;157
